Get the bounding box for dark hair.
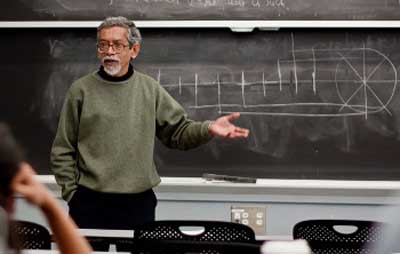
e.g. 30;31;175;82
0;123;23;202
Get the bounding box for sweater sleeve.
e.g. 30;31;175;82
50;87;82;202
155;84;213;150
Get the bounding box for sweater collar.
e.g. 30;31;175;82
97;64;134;82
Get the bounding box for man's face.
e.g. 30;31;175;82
97;26;140;77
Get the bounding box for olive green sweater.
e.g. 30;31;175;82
50;70;213;201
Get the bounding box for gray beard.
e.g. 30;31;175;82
103;64;122;76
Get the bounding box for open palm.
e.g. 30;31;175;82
209;112;249;139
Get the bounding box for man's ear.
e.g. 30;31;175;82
130;43;140;60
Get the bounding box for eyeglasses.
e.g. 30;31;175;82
97;41;130;53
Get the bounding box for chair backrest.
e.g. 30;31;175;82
292;220;384;254
9;220;51;249
134;220;256;243
132;220;258;254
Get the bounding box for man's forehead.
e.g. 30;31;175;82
99;26;128;40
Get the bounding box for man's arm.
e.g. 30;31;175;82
11;163;92;254
50;89;81;202
155;85;249;150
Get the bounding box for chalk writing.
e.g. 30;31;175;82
157;33;397;118
126;0;288;8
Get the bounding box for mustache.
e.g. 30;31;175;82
102;56;120;63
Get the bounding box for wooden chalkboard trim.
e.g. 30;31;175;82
2;20;400;30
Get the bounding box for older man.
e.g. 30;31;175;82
50;16;249;249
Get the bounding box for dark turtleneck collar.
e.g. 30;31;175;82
97;64;134;82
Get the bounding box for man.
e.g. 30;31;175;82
50;16;249;240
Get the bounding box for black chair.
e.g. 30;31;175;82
9;220;51;249
292;219;385;254
132;220;258;254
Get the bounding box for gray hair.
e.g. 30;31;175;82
97;16;142;47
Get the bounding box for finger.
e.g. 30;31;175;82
233;127;249;136
224;131;237;139
228;132;245;139
242;129;250;137
234;133;248;138
20;162;36;174
225;112;240;122
12;180;35;201
227;128;249;138
11;170;27;191
235;127;249;133
11;164;36;191
12;164;31;183
226;132;235;138
13;183;31;196
13;184;38;205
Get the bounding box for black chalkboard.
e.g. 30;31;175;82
2;27;400;180
2;0;400;20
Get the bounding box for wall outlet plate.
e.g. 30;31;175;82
231;206;266;235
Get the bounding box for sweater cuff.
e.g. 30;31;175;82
201;120;214;140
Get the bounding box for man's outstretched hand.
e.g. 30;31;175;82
209;112;249;139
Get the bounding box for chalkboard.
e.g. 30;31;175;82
2;0;400;21
2;27;400;180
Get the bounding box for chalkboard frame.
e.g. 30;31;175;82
3;25;400;180
4;0;400;22
2;20;400;31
